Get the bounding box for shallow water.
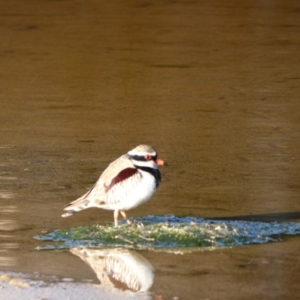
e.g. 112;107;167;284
1;0;300;299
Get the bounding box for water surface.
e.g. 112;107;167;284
1;0;300;299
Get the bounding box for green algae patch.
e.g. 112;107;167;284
34;215;300;251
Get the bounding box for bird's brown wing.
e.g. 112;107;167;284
63;154;138;213
104;168;138;192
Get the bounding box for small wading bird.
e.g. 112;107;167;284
62;145;165;227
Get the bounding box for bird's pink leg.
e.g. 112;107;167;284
114;210;119;227
120;211;131;224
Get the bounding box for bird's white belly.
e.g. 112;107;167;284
104;171;156;211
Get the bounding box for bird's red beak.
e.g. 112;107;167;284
156;158;165;166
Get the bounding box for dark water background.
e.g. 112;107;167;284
1;0;300;299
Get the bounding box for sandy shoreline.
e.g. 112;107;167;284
0;271;152;300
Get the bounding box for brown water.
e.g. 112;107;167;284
1;0;300;299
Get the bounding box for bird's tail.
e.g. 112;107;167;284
62;211;74;218
62;196;91;218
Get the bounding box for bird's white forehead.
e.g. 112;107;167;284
127;145;157;156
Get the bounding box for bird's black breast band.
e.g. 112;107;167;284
135;166;161;188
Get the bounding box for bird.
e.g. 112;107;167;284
62;145;165;227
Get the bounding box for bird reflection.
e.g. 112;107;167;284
70;247;154;292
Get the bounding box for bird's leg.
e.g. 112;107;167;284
114;209;119;227
120;211;131;225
